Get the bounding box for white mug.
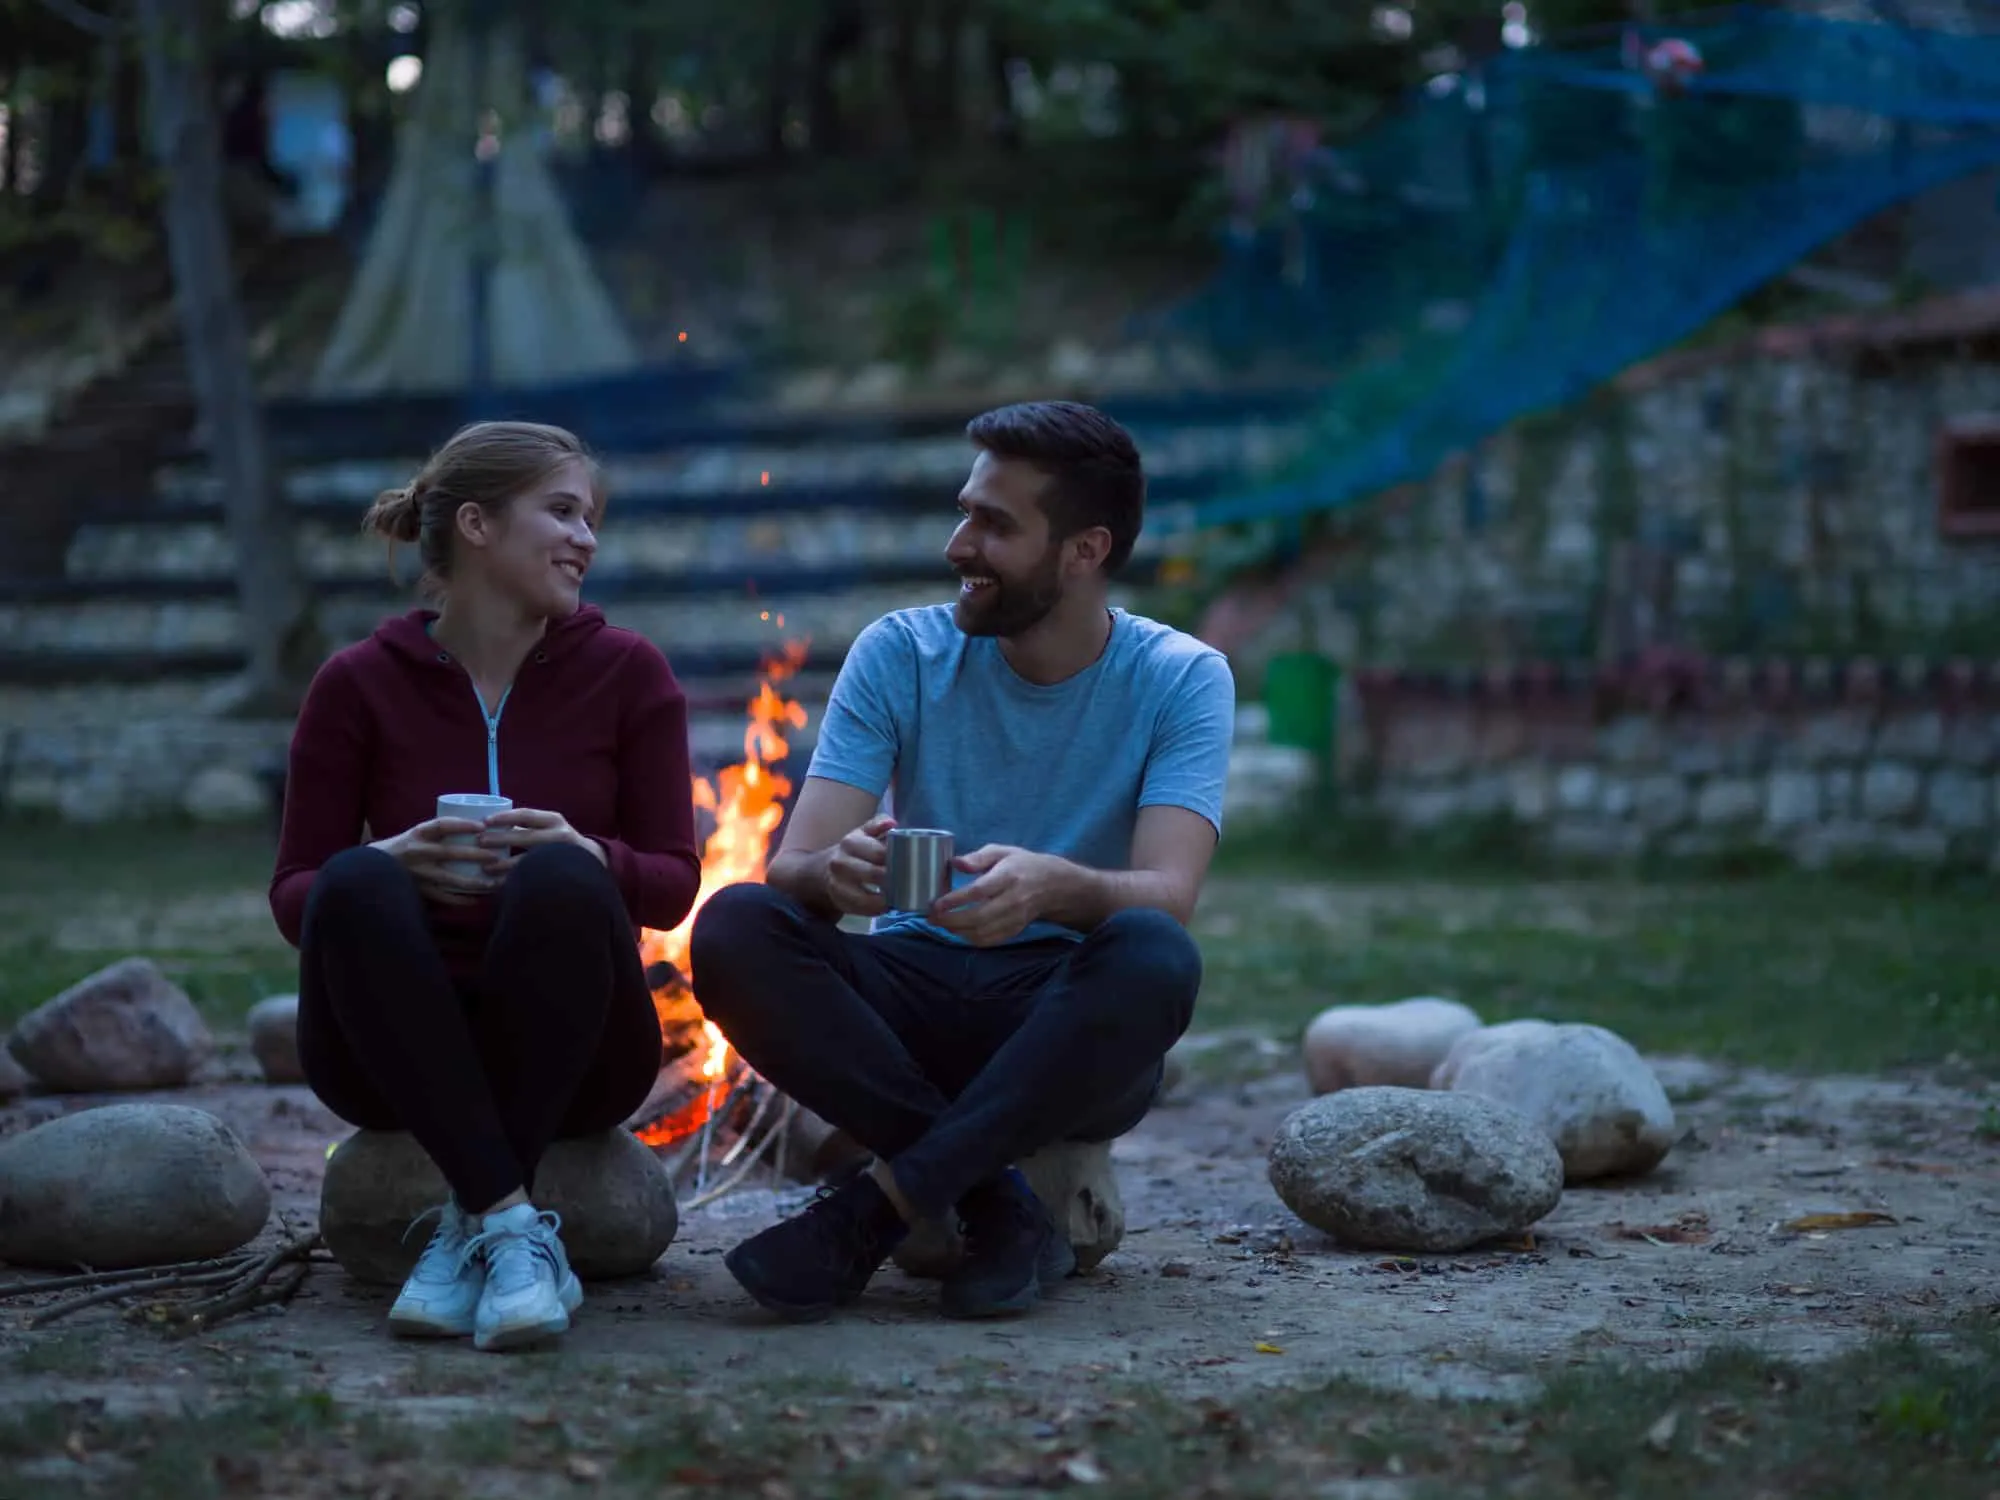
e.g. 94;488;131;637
436;793;512;881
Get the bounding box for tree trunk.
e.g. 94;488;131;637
2;74;20;191
135;0;320;715
888;0;920;156
983;27;1021;151
806;0;865;158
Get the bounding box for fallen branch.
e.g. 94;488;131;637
166;1256;314;1336
0;1256;246;1300
16;1232;327;1333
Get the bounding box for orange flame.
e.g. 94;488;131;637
634;638;809;1148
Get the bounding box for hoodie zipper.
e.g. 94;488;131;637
430;630;544;795
471;683;511;796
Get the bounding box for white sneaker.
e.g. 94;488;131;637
466;1202;584;1352
387;1202;484;1338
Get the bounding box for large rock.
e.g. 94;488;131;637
1267;1086;1564;1253
777;1103;868;1184
1302;997;1483;1094
320;1129;678;1284
8;958;215;1092
892;1140;1126;1279
246;995;304;1085
0;1041;31;1102
0;1103;271;1269
1430;1020;1677;1182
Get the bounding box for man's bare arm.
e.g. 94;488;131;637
1038;805;1219;930
766;775;890;919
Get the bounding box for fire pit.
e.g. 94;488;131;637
626;639;820;1207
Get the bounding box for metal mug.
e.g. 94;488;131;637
884;828;954;913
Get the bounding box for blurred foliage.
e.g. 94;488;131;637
0;0;1669;266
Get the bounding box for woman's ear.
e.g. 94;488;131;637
454;501;490;550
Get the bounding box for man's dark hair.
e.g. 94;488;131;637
965;400;1146;575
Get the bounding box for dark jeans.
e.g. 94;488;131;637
688;883;1202;1220
298;842;662;1213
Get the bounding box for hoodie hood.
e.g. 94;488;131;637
373;604;611;671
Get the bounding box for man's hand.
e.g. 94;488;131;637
825;813;897;917
928;844;1066;947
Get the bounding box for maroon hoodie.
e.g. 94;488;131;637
269;605;702;974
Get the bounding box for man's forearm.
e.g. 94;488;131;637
1041;858;1195;930
766;848;839;919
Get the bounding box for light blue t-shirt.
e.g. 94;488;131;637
804;604;1237;944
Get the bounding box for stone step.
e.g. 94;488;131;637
0;575;1168;686
55;504;1190;592
50;410;1291;593
0;582;950;655
150;416;1298;510
186;383;1328;468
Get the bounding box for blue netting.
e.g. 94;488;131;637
1168;2;2000;535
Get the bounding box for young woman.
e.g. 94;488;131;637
269;420;700;1352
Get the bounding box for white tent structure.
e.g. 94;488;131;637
311;8;639;395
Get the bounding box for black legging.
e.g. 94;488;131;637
297;842;663;1212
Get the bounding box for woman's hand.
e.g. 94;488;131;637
477;808;607;869
368;818;506;907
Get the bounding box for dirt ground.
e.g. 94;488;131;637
2;1040;1995;1422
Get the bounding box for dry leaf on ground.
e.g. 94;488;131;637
1610;1211;1713;1246
1779;1211;1898;1233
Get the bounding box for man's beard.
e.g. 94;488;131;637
954;547;1063;638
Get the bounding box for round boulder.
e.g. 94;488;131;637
1302;996;1483;1094
0;1103;271;1269
246;995;304;1085
1430;1020;1677;1182
8;957;214;1092
0;1041;32;1103
1267;1086;1563;1253
320;1129;678;1284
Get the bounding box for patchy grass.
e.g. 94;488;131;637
0;1324;1994;1498
1190;869;2000;1076
0;821;292;1033
1;817;1994;1078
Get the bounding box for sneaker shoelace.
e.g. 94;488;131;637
400;1204;471;1282
791;1181;886;1265
461;1210;567;1296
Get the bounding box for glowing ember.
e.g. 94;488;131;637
634;638;809;1148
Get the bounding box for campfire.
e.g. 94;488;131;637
628;635;811;1203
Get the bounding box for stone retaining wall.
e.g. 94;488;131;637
1349;655;2000;869
0;716;291;824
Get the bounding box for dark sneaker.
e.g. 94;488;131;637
941;1168;1077;1320
724;1171;907;1323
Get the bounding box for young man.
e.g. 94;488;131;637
689;399;1235;1323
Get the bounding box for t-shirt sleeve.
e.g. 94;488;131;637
1139;650;1237;834
804;616;907;798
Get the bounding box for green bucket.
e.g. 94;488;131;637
1263;652;1340;761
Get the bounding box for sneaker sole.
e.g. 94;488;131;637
723;1244;844;1323
472;1275;584;1352
473;1310;571;1352
387;1309;475;1339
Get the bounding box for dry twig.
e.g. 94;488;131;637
8;1232;327;1333
682;1110;788;1211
